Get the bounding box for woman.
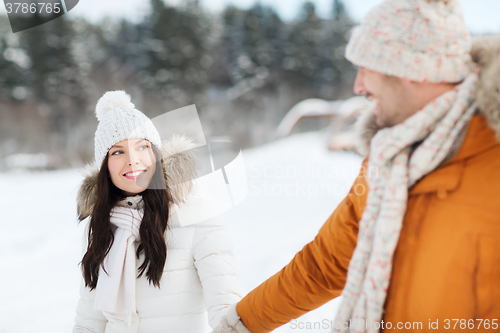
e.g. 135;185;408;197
73;90;242;333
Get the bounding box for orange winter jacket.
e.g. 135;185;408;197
236;114;500;332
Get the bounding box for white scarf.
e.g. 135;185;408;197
333;69;479;332
93;199;144;327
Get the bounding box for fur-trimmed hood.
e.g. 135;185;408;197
76;135;197;221
355;35;500;156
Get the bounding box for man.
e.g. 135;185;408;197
213;0;500;332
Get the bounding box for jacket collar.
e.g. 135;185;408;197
76;134;197;221
116;195;145;210
410;114;499;195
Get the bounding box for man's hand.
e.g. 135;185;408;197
212;303;252;333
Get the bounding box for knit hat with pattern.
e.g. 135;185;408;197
94;90;161;168
345;0;473;83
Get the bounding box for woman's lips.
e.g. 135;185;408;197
123;170;146;180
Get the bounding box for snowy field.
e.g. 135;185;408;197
0;130;363;333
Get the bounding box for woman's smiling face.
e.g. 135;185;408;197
107;138;156;196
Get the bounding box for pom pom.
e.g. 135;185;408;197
95;90;135;121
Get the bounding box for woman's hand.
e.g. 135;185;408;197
211;303;251;333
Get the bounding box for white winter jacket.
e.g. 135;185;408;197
73;136;242;333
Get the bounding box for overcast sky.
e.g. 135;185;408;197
1;0;499;34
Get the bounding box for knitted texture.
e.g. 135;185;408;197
93;205;144;327
345;0;473;83
333;68;479;332
94;91;161;168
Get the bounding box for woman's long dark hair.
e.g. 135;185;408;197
80;145;172;290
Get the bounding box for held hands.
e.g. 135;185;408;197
212;303;252;333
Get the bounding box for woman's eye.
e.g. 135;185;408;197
139;145;150;150
111;150;123;155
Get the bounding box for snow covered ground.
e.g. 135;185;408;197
0;130;363;333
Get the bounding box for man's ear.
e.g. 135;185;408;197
404;78;418;87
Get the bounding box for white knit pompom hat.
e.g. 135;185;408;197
345;0;473;83
94;90;161;168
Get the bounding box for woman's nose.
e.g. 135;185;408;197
353;69;366;95
128;152;140;165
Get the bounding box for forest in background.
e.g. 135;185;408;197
0;0;357;170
